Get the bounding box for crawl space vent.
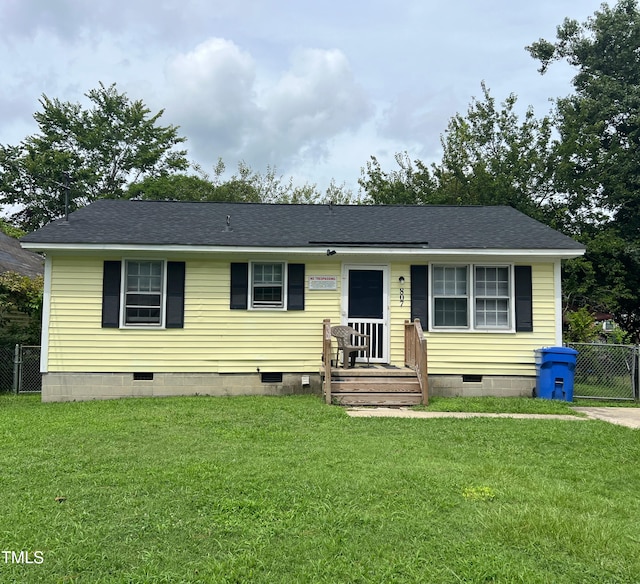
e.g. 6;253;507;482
261;372;283;383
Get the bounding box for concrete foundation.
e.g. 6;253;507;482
428;374;536;398
41;371;536;402
41;372;322;402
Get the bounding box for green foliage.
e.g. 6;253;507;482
0;272;43;317
529;0;640;223
564;307;601;343
359;84;568;228
360;2;640;342
432;84;561;223
127;172;225;202
0;220;25;238
358;152;436;205
604;324;631;344
0;272;43;348
528;1;640;340
131;158;357;205
0;82;189;230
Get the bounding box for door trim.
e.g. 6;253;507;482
341;264;390;363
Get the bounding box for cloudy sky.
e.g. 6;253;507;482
0;0;604;194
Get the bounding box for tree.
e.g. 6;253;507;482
528;0;640;340
564;307;601;343
432;84;564;226
130;158;356;205
0;272;43;348
358;152;436;205
359;85;565;228
528;0;640;229
0;82;189;230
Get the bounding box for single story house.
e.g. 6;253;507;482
21;200;585;402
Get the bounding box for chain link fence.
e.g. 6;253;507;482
18;345;42;393
0;345;42;394
3;343;639;400
0;347;14;392
567;343;638;401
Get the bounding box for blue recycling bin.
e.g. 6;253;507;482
534;346;578;401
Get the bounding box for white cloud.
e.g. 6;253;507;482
264;48;372;142
166;38;258;156
0;0;607;193
165;40;373;171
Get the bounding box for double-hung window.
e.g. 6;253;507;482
432;264;512;331
124;260;164;325
433;266;469;327
251;262;285;309
474;266;510;328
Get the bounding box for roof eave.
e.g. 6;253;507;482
20;242;586;259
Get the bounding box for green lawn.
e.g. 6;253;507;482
1;394;639;583
574;377;636;400
416;396;584;414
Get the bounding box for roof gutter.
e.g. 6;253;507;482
20;242;586;259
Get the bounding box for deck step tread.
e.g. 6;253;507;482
334;393;423;406
332;382;421;393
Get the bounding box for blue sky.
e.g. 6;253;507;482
0;0;604;194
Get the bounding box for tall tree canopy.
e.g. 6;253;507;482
128;159;356;205
360;84;563;226
0;83;189;231
528;0;640;228
528;0;640;340
360;1;640;340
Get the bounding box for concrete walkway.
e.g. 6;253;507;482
346;406;640;429
572;407;640;429
346;407;585;422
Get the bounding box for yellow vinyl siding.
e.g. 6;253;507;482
389;263;412;364
424;263;556;376
46;256;558;376
46;256;342;373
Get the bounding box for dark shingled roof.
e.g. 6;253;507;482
0;231;43;277
21;200;585;251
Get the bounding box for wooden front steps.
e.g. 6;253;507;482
325;366;423;406
321;319;429;406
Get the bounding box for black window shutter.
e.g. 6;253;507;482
102;261;122;328
166;261;186;328
410;265;428;328
515;265;533;332
287;264;305;310
230;263;249;309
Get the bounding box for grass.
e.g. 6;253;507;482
574;377;636;401
416;396;582;414
0;394;639;583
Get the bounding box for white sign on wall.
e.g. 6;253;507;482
308;276;338;290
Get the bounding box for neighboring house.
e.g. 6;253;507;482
0;230;44;332
21;200;585;402
0;231;43;278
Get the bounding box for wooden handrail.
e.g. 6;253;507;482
322;319;332;404
404;319;429;405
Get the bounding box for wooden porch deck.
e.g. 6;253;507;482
322;319;429;406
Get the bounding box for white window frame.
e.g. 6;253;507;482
432;265;470;329
249;261;287;310
430;263;514;333
121;259;167;328
474;265;511;330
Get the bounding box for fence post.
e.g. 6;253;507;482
636;345;640;400
12;344;20;394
